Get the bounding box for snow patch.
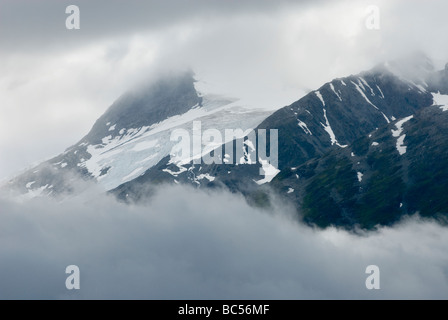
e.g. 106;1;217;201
432;92;448;111
391;115;414;137
287;188;294;194
163;164;188;177
381;112;390;124
357;79;366;92
23;184;49;200
391;115;413;156
297;119;312;135
196;173;215;182
396;135;408;155
351;81;379;110
330;83;342;101
320;108;347;148
357;172;363;182
359;77;375;96
410;81;427;93
254;158;280;185
376;85;385;98
315;91;325;106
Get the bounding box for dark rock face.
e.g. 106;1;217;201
255;68;433;170
113;59;448;229
273;105;448;229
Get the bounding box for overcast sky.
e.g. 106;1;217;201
1;0;448;180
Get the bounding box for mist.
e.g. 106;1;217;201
1;184;448;299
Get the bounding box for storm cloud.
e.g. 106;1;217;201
1;185;448;299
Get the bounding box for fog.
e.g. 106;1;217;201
1;184;447;299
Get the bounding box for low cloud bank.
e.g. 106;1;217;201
0;185;447;299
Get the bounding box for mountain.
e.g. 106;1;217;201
271;103;448;229
112;55;448;229
4;71;272;198
5;55;448;230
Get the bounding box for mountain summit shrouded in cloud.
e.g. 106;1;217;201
5;54;448;230
3;70;272;194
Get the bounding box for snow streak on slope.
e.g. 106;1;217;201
350;80;390;123
381;112;391;124
391;115;414;156
391;116;414;137
315;91;325;106
329;83;342;101
376;85;385;98
351;81;379;110
320;109;347;148
359;77;375;96
297;119;312;135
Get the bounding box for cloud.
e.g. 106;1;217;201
0;184;448;299
0;0;319;53
1;0;448;180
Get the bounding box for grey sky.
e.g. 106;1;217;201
1;0;448;180
0;0;317;49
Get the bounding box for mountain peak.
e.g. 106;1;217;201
82;71;201;145
381;52;434;82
